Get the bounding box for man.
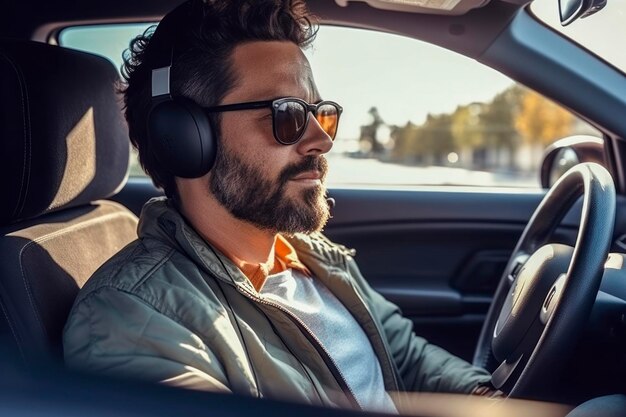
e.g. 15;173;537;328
63;0;495;412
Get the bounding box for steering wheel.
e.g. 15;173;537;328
472;163;615;399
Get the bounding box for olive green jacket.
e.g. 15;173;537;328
63;198;491;410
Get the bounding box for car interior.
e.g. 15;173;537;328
1;0;625;415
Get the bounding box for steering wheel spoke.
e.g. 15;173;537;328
491;355;524;391
507;253;529;284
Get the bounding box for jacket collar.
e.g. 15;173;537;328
137;198;351;293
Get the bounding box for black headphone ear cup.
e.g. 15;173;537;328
147;96;217;178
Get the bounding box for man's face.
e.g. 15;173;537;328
207;41;334;235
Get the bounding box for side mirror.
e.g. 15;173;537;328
559;0;607;26
540;135;605;188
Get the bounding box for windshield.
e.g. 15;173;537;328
531;0;626;74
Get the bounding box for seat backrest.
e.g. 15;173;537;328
0;40;138;362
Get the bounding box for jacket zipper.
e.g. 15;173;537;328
298;244;400;393
347;280;401;392
237;286;363;410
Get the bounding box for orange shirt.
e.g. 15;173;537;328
239;234;311;291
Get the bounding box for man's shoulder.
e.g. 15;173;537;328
74;238;158;293
74;237;195;307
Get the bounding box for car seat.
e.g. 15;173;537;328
0;40;138;363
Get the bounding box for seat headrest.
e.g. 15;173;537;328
0;40;130;225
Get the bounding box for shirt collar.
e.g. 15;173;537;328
241;234;311;292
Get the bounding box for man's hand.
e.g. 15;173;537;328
471;381;505;398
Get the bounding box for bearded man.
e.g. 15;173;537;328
63;0;495;412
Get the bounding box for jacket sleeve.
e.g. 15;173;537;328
63;286;232;393
346;256;492;394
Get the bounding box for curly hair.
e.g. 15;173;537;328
120;0;318;198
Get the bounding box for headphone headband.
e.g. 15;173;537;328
150;1;195;98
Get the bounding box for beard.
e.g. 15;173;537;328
208;146;331;235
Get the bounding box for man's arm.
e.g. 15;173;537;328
345;256;493;394
63;287;234;393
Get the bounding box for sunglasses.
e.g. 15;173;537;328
204;97;343;145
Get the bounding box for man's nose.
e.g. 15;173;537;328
295;113;334;156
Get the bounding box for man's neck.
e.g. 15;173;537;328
179;194;277;269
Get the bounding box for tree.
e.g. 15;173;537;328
515;90;574;146
391;122;425;163
480;86;524;167
423;113;455;162
386;84;576;169
451;103;486;149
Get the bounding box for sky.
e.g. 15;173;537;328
60;0;624;145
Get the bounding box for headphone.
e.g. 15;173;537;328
147;1;217;178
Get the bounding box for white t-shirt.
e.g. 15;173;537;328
260;269;397;413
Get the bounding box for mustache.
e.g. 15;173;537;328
278;156;328;185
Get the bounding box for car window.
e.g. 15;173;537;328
59;24;601;189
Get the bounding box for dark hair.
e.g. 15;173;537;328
121;0;318;198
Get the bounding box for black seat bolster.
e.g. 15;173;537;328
0;200;137;362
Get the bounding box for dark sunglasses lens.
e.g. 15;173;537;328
275;101;307;144
315;103;339;140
